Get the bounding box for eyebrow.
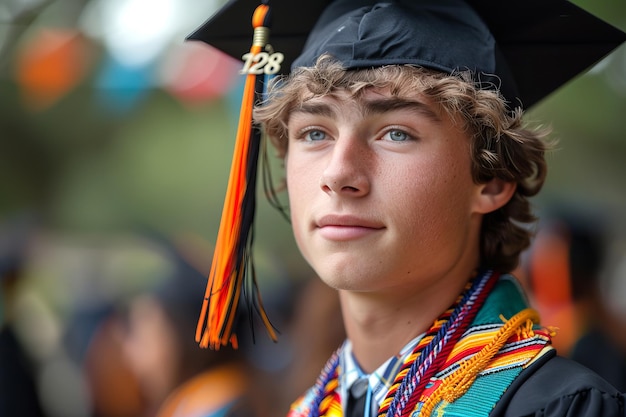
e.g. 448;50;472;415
363;97;441;122
291;96;441;122
292;102;335;118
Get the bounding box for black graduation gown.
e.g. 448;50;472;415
492;349;625;417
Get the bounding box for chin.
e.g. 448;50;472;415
315;268;376;292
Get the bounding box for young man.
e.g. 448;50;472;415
188;0;626;416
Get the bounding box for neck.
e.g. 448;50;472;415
339;269;476;373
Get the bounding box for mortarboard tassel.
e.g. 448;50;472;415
196;1;279;349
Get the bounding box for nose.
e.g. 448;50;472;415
319;136;371;196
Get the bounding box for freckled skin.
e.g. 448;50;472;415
284;88;506;370
286;88;482;296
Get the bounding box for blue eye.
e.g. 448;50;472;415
305;130;326;141
386;129;409;141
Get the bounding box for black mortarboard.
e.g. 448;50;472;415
189;0;625;109
187;0;625;349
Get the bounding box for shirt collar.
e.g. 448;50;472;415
339;334;424;412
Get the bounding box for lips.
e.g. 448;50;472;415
316;214;385;241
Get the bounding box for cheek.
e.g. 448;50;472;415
287;195;317;270
286;152;322;202
286;160;312;253
286;158;307;211
392;157;474;233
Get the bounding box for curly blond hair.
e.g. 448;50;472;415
254;56;552;272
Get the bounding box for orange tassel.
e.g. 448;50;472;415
196;2;278;349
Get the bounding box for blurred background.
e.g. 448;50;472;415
0;0;625;416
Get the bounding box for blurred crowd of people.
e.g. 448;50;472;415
2;205;626;417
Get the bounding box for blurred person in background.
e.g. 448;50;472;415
118;240;250;417
568;224;626;393
522;212;588;356
0;214;48;417
524;208;626;391
83;305;148;417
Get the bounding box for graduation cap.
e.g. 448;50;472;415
190;0;626;109
187;0;626;349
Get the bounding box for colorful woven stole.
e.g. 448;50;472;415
287;272;552;417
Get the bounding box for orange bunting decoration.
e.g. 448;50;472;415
196;1;278;349
15;29;92;111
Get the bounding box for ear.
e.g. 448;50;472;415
473;178;517;214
